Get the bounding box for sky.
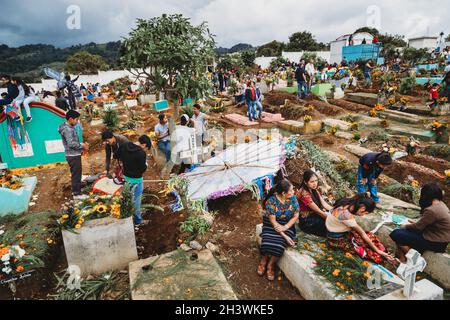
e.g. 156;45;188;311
1;0;449;48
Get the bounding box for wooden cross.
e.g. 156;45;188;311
396;249;427;299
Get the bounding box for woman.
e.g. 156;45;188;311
259;179;300;281
296;170;333;237
326;193;394;264
390;183;450;263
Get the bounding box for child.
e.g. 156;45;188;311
429;83;440;109
357;152;393;208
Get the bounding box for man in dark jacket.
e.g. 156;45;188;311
0;75;19;113
58;110;88;199
116;141;148;226
101;130;129;176
357;152;393;207
295;63;308;98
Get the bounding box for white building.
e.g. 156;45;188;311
408;36;438;50
330;32;374;64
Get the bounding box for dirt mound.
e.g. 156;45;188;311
329;99;371;113
285;156;311;186
265;91;297;106
300;99;346;116
404;155;449;174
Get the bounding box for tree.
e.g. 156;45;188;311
402;47;432;65
354;27;407;47
301;52;326;67
66;51;109;74
256;41;285;57
285;31;326;52
120;14;216;102
241;50;256;67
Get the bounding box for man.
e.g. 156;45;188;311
63;74;81;110
254;81;264;120
218;68;225;93
357;152;393;208
295;62;308;98
244;82;258;122
305;59;316;92
58;110;88;200
116;140;148;227
101;130;129;177
341;57;348;67
0;75;19;114
172;114;197;174
364;59;374;87
191;104;209;144
155;113;171;161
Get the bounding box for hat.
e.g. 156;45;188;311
66;109;80;120
181;114;190;122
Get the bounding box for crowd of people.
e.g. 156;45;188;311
258;165;450;282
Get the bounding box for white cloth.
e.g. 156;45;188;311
192;112;207;137
305;63;316;76
155;123;170;142
171;125;196;164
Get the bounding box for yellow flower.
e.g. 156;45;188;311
345;252;353;259
362;261;371;268
75;224;82;230
445;170;450;178
346;272;351;276
93;204;108;214
411;180;420;188
332;269;341;277
346;295;353;300
364;272;371;279
62;214;69;219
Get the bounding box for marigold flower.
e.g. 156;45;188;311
332;269;341;277
345;252;353;259
16;266;24;273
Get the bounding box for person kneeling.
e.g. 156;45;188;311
390;183;450;263
326;193;395;264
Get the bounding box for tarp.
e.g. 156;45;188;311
183;139;285;201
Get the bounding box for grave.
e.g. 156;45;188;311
0;102;67;169
358;115;383;127
346;93;378;107
335;131;355;140
0;176;37;216
386;126;435;142
124;99;138;108
62;217;138;277
344;144;373;157
138;94;157;105
415;77;443;85
255;225;443;300
224;114;259;127
322;119;351;131
310;83;332;98
153;100;170;112
129;249;237;300
277;120;322;135
378;110;421;124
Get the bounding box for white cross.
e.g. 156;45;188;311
396;249;427;299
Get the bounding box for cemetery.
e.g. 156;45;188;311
1;7;450;304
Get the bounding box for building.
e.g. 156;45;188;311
408;36;438;50
330;32;374;64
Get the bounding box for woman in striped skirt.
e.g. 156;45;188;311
258;179;300;281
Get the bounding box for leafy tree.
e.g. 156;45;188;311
269;56;289;69
285;31;327;52
402;47;432;65
256;41;285;57
354;27;407;47
301;52;326;68
241;50;256;67
66;51;109;74
120;14;216;102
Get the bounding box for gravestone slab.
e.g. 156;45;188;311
323;119;351;131
346;93;378;107
379;110;421;124
335;131;355;140
386;126;435;142
302;121;323;135
358;115;383;127
423;252;450;290
344;144;373;157
0;176;37;216
124;100;138;108
62;217;138;276
129;249;237;300
139;94;157;105
277;120;304;134
377;279;443;300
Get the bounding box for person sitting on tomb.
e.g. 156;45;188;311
55;90;70;111
357;152;393;209
259;179;300;281
296;170;333;237
390;183;450;263
0;75;19;117
326;193;395;264
155;113;171;162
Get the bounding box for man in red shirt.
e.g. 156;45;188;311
429;83;440;109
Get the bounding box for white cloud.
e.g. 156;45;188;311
1;0;449;48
